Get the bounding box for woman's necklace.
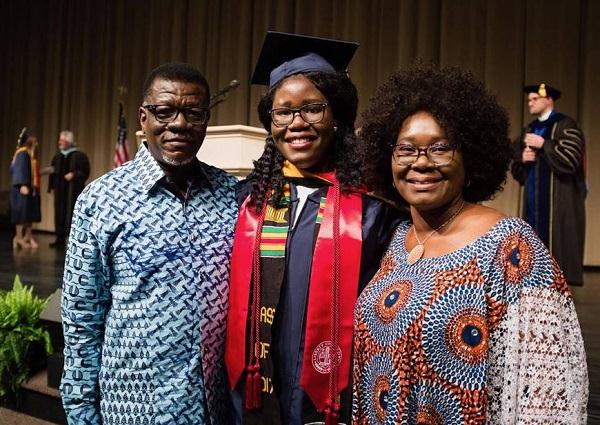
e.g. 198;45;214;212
406;200;465;265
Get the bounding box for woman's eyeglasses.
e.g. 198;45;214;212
269;103;328;127
391;142;456;166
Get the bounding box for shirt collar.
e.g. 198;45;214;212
133;143;214;193
60;147;78;156
538;108;553;122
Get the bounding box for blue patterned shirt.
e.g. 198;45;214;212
61;144;238;425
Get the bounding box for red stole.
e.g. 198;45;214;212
225;163;363;420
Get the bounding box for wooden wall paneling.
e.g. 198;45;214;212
523;0;581;119
246;0;297;128
439;0;487;77
209;0;255;128
343;0;384;106
482;0;526;217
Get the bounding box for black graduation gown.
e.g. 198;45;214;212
232;178;405;424
49;149;90;240
510;112;586;285
10;150;41;224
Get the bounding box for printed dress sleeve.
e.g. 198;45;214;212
485;220;588;424
60;188;111;424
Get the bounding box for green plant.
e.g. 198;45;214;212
0;275;52;397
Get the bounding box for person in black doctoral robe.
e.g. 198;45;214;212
48;130;90;248
511;83;586;285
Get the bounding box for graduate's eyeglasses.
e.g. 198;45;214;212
391;142;456;166
270;103;328;127
143;104;210;126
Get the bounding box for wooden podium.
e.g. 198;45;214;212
136;124;267;178
199;125;267;177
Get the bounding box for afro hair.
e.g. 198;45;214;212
359;65;512;206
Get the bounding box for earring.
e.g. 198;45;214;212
333;126;338;132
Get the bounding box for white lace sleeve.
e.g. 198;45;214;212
486;224;588;424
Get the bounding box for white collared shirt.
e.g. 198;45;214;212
538;108;553;122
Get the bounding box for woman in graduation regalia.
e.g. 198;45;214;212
225;32;404;425
10;127;41;248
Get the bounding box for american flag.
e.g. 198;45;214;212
113;102;129;168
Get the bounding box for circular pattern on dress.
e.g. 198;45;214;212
359;269;434;346
422;284;487;390
416;405;444;425
358;353;400;425
497;232;533;284
374;375;391;422
445;310;488;365
403;381;463;425
375;280;413;324
486;224;555;305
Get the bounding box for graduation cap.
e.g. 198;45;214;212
251;31;359;87
523;83;561;100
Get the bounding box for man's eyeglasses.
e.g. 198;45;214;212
391;142;456;166
143;104;210;126
270;103;328;127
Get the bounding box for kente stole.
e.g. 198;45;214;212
225;162;363;424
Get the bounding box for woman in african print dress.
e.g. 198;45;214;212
353;66;588;424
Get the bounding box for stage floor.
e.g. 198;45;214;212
0;407;56;425
0;230;598;423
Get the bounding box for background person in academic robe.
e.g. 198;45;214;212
48;129;90;248
510;83;586;285
225;32;403;425
10;127;41;248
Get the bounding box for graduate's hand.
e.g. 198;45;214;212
64;172;75;181
522;146;537;163
524;133;544;149
20;185;30;195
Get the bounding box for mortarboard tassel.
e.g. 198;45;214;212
244;364;255;409
252;364;263;409
245;362;262;409
324;398;340;425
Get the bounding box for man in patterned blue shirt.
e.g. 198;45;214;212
61;62;238;424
